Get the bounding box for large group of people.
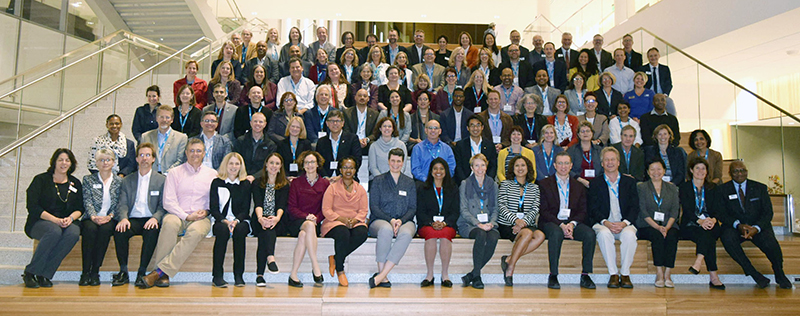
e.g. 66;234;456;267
20;27;792;291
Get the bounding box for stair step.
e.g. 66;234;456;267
0;247;32;267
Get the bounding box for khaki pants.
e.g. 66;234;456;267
148;214;211;277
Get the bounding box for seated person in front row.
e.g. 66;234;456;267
538;152;597;289
141;139;218;289
141;105;188;174
417;158;460;288
636;157;680;288
453;115;498;184
458;154;499;290
286;151;329;287
589;147;639;289
251;153;290;287
210;153;252;288
716;161;793;289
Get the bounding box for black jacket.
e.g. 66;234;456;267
416;181;460;228
234;132;277;175
453;137;498;184
588;173;639;225
498;59;535;88
315;131;363;179
713;180;773;230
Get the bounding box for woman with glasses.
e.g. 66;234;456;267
286;150;329;287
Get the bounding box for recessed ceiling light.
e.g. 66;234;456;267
71;2;82;7
421;14;427;18
159;38;164;41
335;13;342;17
494;16;500;19
251;11;258;15
140;58;145;62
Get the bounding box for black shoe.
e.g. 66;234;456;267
256;276;267;287
504;276;513;287
234;275;245;287
134;275;144;288
500;255;509;275
22;272;38;288
471;276;484;289
267;261;280;274
441;279;453;288
709;281;726;290
688;266;700;275
313;271;324;286
752;273;770;289
37;275;52;288
776;274;793;289
212;277;228;288
547;274;561;289
461;273;473;287
112;272;129;286
89;274;101;286
580;275;596;289
79;273;90;286
378;279;392;288
288;276;303;288
368;274;377;289
420;277;434;287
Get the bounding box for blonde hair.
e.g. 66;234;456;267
284;116;308;139
95;148;116;161
539;124;556;144
469;153;488;166
369;46;385;64
449;47;465;67
217;152;248;181
210;61;235;85
478;47;495;69
464;69;489;95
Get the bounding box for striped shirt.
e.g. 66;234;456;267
497;180;540;228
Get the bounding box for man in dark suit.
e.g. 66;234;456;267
591;34;614;71
188;111;232;170
440;88;473;145
611;125;644;181
453;115;497;183
233;86;274;139
539;152;596;289
112;143;166;287
316;109;362;180
243;41;280;84
344;88;379;156
527;34;546;65
555;32;580;69
532;42;568;92
638;47;672;95
500;30;530;63
588;147;639;289
359;34;378;65
382;29;409;65
716;161;792;289
407;29;430;66
498;44;535;88
622;34;643;69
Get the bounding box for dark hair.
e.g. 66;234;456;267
509;125;524;140
341;31;355;45
583;90;596;102
137;142;156;156
372;116;399;138
146;85;161;97
388;147;405;161
576;48;599;75
645;156;666;171
555;151;572;162
688;129;712;150
416;90;432;103
444;67;458;78
385;65;400;78
437;35;449;43
453;87;464;94
296;150;324;174
327;108;344;120
687;156;713;186
201;110;218;120
647;47;659;54
47;148;77;175
551;94;569;114
337;156;359;175
386;90;406;129
567;71;587;91
106;114;121;123
246;64;272;97
467;114;483;126
260;152;289;190
482;32;499;54
423;157;455;190
365;34;378;42
506;155;535;183
617;100;630;110
288;57;303;68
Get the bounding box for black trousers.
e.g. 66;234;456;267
212;220;251;277
113;217;160;275
250;220;277;275
541;222;596;275
326;225;368;272
720;227;784;276
81;219;116;275
638;226;679;268
468;228;499;277
680;224;722;271
26;220;80;279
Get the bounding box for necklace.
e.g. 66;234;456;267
54;181;70;203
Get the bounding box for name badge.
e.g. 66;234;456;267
653;211;665;222
492;136;501;144
503;104;513;112
728;194;738;200
520;57;526;61
69;185;77;193
516;212;525;219
318;131;327;138
289;163;299;172
557;208;571;221
477;213;489;223
399;190;407;196
527;140;536;144
698;214;707;220
330;161;338;169
645;71;652;75
150;191;160;196
584;169;595;178
474;106;481;113
433;216;445;222
662;176;671;182
93;184;102;189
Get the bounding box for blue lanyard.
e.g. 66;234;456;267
426;65;434;82
249;105;263;121
697;149;708;160
158;129;170;153
318;108;329;130
179;109;190;131
695;185;705;213
618;118;626;132
204;135;214;160
471;140;480;156
289;78;300;92
543;147;554;173
473;88;483;105
511;63;519;77
603;89;612;105
583;150;592;164
317;66;327;83
446;87;453;105
456;69;462;82
357;113;366;134
502;85;512;104
604;174;619;199
290;139;297;160
392;113;399;124
652;191;663;211
515;179;527;211
557;178;569;207
435;187;444;214
331;136;340;159
525;117;536;140
427;141;440;159
490;113;501;135
215;105;223;117
478;182;485;210
623;147;631;167
345;65;353;82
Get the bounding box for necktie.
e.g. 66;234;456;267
738;185;746;212
565;49;570;65
652;66;660;94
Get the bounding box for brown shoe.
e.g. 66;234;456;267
337;271;348;287
155;274;170;288
328;255;336;277
620;275;634;288
607;274;620;288
140;271;159;289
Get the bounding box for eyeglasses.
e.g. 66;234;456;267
284;98;295;102
99;158;113;163
188;149;204;154
138;153;152;158
468;123;483;128
586;100;597;104
202;119;217;123
446;75;457;78
327;119;343;124
555;161;571;166
425;126;441;130
304;160;318;165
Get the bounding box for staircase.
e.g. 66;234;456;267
105;0;206;50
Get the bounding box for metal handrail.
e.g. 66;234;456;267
0;36;213;158
194;19;270;64
524;14;563;33
604;27;800;124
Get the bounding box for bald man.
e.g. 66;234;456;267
410;120;455;182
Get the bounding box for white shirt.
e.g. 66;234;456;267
356;106;368;139
131;170;153;218
604;172;626;224
219;178;240;222
201;132;216;169
539;86;554;116
98;173;113;217
469;137;482;156
277;76;316;110
608;116;643;145
453;107;464;141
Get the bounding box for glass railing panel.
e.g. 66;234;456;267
18;72;62;112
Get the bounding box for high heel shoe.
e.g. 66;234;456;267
313;271;324;286
688;266;700;275
709;281;726;290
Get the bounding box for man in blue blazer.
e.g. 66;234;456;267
533;42;568;92
638;47;672;95
588;147;639;289
715;161;792;289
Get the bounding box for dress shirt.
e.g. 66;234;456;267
98;173;112;217
604;173;628;225
495;84;524;113
608;116;644;145
410;139;456;181
162;163;217;220
277;76;316;110
131;170;153;218
538;86;554;115
454;108;464;141
201;132;216;169
356;107;368;139
604;65;635;94
732;180;760;232
470;137;482;157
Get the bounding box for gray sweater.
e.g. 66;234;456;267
457;174;499;237
636;180;680;228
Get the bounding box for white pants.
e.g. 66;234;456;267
593;223;637;276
